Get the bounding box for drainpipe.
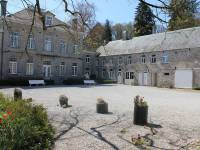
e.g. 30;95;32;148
0;0;7;80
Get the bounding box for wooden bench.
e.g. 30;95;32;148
29;80;45;86
84;80;96;86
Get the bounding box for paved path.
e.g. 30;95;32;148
1;85;200;149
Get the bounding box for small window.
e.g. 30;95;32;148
164;73;170;76
45;16;53;26
72;63;78;76
86;55;90;63
127;56;132;64
130;72;134;79
109;69;114;79
27;35;35;49
118;57;123;64
9;61;17;74
60;62;65;76
140;55;146;64
26;63;34;75
59;41;66;54
162;51;169;64
151;55;156;63
126;72;130;79
96;59;99;66
45;39;52;51
10;32;20;48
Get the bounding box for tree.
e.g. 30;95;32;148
83;23;105;50
168;0;200;30
134;2;155;36
104;20;112;43
68;1;96;32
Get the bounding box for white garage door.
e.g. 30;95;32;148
175;69;193;88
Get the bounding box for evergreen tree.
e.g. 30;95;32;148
134;2;155;36
168;0;200;31
104;19;112;43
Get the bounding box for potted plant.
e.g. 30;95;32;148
96;98;108;114
133;95;148;125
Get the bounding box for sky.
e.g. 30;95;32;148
7;0;165;24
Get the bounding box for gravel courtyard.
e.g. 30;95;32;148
1;85;200;150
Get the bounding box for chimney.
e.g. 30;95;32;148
0;0;7;16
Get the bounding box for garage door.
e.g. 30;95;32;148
175;69;193;88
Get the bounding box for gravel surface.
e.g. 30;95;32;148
1;85;200;150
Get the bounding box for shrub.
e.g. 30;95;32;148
0;77;43;86
14;88;22;101
63;78;84;85
96;78;117;84
44;80;55;85
0;93;54;149
59;95;68;108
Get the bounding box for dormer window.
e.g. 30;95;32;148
45;16;53;26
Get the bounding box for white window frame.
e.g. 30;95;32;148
28;35;35;49
141;55;146;64
26;63;34;75
59;64;65;76
59;41;66;54
126;72;130;79
72;64;78;77
86;55;90;63
109;70;114;79
118;57;123;64
9;61;17;74
162;51;169;64
151;55;156;63
10;32;20;48
130;72;134;79
45;39;52;51
127;56;132;64
45;16;53;26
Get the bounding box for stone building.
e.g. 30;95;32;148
97;27;200;88
0;8;96;84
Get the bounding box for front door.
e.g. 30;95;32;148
143;72;148;86
117;71;123;84
43;65;51;78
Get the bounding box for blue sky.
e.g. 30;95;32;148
7;0;165;24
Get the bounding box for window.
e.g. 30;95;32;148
73;45;78;55
151;55;156;63
110;58;114;64
9;61;17;74
130;72;134;79
45;39;52;51
10;32;20;48
26;63;34;75
27;35;35;49
102;70;106;78
164;73;170;76
85;55;90;63
140;55;146;64
109;69;113;79
126;72;130;79
59;41;66;54
72;63;78;76
96;59;99;66
162;51;169;64
118;57;123;64
102;59;105;66
59;62;65;76
45;16;53;26
127;56;132;64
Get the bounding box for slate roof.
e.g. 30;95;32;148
97;27;200;56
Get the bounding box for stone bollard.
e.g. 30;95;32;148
96;98;108;114
14;88;22;101
59;95;68;108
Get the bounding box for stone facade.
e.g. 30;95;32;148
0;8;96;84
97;27;200;88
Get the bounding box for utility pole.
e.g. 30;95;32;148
0;0;7;80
